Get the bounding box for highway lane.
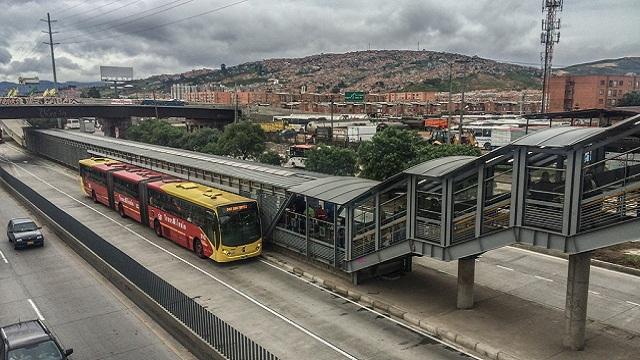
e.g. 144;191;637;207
0;182;194;360
0;143;474;360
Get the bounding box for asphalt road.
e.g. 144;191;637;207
415;239;640;336
0;143;474;360
0;180;194;359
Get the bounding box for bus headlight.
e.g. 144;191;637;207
223;250;232;256
256;244;261;251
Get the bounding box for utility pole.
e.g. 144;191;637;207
41;13;59;90
458;61;470;140
447;62;454;144
540;0;563;114
234;83;238;123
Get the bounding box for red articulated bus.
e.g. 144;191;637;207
78;157;262;262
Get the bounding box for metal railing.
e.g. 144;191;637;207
0;166;278;360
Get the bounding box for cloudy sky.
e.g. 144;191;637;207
0;0;637;82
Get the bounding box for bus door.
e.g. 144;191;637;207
106;171;116;209
205;211;220;250
138;182;150;224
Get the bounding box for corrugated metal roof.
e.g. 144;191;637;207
288;176;380;205
38;129;325;189
404;156;477;178
511;126;605;147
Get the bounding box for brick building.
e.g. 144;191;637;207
548;74;640;112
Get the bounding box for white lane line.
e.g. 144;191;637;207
3;159;358;360
496;265;514;271
626;301;640;307
534;275;554;282
589;291;600;295
28;299;45;320
258;258;482;360
507;246;640;279
0;249;7;264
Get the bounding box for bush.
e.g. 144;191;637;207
306;145;358;176
258;151;283;165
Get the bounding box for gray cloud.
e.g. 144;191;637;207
0;0;637;82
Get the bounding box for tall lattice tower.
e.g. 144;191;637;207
540;0;563;113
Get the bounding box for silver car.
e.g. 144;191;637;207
6;218;44;249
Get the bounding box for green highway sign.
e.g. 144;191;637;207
345;91;365;102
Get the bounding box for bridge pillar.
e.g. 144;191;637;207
563;252;591;351
456;256;476;310
101;117;131;138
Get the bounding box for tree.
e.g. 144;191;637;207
619;91;640;106
80;87;101;98
179;128;220;152
305;145;358;176
126;119;185;146
216;122;266;159
220;63;227;73
357;128;424;180
258;151;283;166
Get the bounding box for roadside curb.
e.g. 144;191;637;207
513;244;640;276
262;253;522;360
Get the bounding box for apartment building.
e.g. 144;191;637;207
548;74;640;112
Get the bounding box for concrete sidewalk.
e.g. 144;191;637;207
265;250;640;360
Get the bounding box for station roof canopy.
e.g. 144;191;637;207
524;107;640;120
511;126;605;148
288;176;379;205
404;156;477;179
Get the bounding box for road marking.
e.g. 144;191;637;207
28;299;45;320
496;265;514;271
626;301;640;307
0;249;7;263
589;291;600;295
508;246;640;279
258;258;482;360
534;275;554;282
3;159;358;360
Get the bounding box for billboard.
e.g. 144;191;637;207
100;66;133;81
345;91;365;102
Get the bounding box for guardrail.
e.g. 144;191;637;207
0;166;278;360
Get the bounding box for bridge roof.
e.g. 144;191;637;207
404;156;477;178
512;127;605;148
288;176;380;205
38;130;325;189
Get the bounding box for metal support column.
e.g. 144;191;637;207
563;252;591;351
374;193;380;251
457;256;476;309
304;196;309;257
474;165;486;238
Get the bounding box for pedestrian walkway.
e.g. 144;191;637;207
267;248;640;360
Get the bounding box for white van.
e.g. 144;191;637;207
66;119;80;130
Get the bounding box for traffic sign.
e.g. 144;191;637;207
345;91;365;102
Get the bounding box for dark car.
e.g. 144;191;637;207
0;319;73;360
6;218;44;249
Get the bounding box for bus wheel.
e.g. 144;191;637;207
193;239;206;259
484;142;492;150
118;203;126;218
154;219;163;237
91;191;98;203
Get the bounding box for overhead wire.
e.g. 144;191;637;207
49;0;90;15
57;0;200;41
57;0;144;30
62;0;249;45
57;0;125;21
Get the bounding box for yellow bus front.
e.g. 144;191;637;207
213;202;262;263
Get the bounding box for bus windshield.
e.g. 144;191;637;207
217;202;261;247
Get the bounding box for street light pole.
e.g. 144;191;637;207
458;61;470;141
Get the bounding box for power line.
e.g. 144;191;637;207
57;0;199;42
57;0;144;30
57;0;125;21
62;0;249;45
49;0;90;15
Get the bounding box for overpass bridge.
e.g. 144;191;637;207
0;101;237;136
14;113;640;351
